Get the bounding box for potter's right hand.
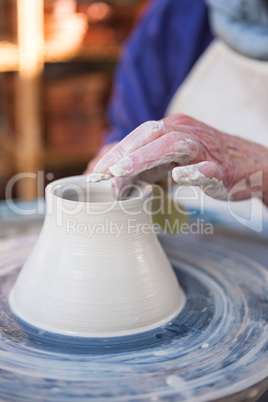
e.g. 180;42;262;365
87;114;268;203
85;141;134;199
84;142;119;175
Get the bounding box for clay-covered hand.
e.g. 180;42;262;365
87;114;267;202
85;141;133;199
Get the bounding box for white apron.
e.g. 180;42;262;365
165;40;268;231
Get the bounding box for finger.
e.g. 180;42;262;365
172;161;230;200
109;132;199;178
85;142;119;178
93;120;170;174
84;159;97;174
86;171;112;182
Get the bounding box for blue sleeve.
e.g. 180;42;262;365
104;0;213;144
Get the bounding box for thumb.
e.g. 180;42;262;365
172;161;230;200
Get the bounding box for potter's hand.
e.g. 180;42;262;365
87;114;268;203
85;141;133;199
85;142;119;175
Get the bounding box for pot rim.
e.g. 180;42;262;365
45;175;153;208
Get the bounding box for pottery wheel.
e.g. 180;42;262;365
0;233;267;402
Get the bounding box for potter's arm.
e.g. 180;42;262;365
87;114;268;206
262;163;268;207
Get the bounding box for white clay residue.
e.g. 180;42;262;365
172;162;230;200
86;172;112;182
109;156;132;177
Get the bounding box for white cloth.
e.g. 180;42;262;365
166;40;268;146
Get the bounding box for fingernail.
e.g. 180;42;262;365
109;157;132;177
86;172;112;182
172;166;202;184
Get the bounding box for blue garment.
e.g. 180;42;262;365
104;0;213;144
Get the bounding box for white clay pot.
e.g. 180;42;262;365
9;176;184;337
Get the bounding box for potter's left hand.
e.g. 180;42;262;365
87;114;268;203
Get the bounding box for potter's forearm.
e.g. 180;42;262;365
246;140;268;207
220;133;268;204
261;158;268;207
235;134;268;206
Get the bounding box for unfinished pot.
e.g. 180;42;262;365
9;176;184;337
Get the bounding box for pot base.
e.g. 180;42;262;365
9;287;184;338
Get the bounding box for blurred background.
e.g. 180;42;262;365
0;0;147;201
